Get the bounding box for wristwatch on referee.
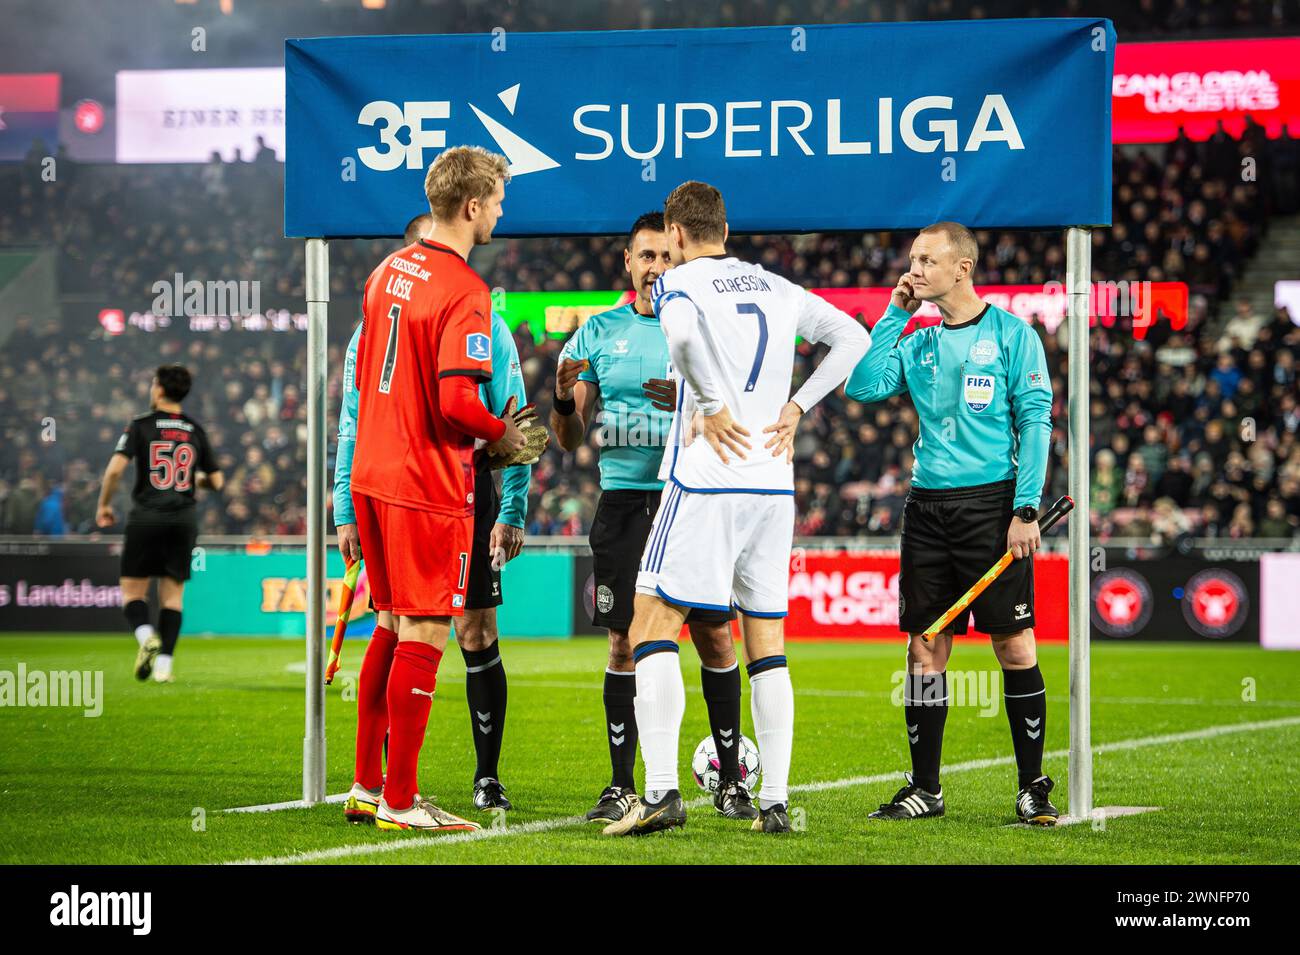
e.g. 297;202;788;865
1013;505;1039;523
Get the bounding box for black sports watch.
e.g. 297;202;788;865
1013;505;1039;523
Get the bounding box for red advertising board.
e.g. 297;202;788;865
785;551;1069;641
0;73;61;161
1113;38;1300;142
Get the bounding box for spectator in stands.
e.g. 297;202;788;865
1122;454;1151;508
33;483;65;536
1228;502;1255;538
1136;424;1169;486
1151;497;1192;545
1091;449;1122;519
1220;298;1266;350
3;476;41;534
1209;352;1243;399
1259;497;1296;538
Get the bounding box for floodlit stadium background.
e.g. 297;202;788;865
1;0;1298;647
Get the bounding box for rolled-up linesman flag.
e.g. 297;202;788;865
919;495;1075;643
324;557;362;685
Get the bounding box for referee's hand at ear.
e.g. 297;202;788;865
1008;516;1041;559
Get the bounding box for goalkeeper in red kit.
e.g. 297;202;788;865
347;146;526;832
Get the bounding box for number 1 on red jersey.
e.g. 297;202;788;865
378;303;401;394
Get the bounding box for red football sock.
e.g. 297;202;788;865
383;640;443;810
353;625;398;791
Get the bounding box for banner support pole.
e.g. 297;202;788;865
1066;226;1093;818
303;237;329;805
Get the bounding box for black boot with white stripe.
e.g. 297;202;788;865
868;772;944;820
1015;774;1059;826
473;777;512;812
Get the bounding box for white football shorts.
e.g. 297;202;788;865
635;482;794;617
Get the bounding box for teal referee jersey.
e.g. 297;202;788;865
557;303;672;491
846;302;1052;508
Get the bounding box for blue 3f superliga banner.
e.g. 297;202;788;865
284;20;1115;238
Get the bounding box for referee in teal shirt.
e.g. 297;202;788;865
846;221;1059;826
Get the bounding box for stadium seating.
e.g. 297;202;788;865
1;3;1298;541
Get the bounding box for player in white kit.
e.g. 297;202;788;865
604;181;871;836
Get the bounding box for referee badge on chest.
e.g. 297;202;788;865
968;340;997;365
963;373;995;413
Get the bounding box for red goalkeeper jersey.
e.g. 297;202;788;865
352;239;495;515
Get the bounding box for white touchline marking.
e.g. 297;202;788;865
283;665;1300;708
225;714;1300;865
225;793;350;814
1094;696;1300;708
1003;806;1163;829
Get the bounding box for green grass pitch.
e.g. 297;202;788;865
1;634;1298;865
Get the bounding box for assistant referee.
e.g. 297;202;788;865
847;221;1058;825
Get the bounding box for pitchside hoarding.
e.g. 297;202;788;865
786;551;1069;641
182;550;571;637
0;544;1273;642
285;20;1115;237
1113;37;1300;143
1090;558;1261;643
0;541;122;631
1260;553;1300;649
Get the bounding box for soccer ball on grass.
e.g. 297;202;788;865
691;734;761;793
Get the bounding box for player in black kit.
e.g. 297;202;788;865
96;365;223;683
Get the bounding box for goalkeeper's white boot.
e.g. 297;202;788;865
343;782;382;825
375;796;480;832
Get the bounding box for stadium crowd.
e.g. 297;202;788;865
1;59;1299;543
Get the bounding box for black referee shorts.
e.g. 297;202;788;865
898;479;1035;637
121;520;198;582
590;489;734;632
465;462;503;611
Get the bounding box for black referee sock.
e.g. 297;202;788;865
904;671;948;795
603;669;638;790
461;642;508;782
124;599;149;633
700;663;742;782
157;608;182;656
1003;664;1046;789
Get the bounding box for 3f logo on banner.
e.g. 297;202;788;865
358;101;450;170
356;88;559;176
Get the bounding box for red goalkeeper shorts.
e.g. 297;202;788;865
352;491;472;617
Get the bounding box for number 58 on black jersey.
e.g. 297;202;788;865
114;411;218;526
